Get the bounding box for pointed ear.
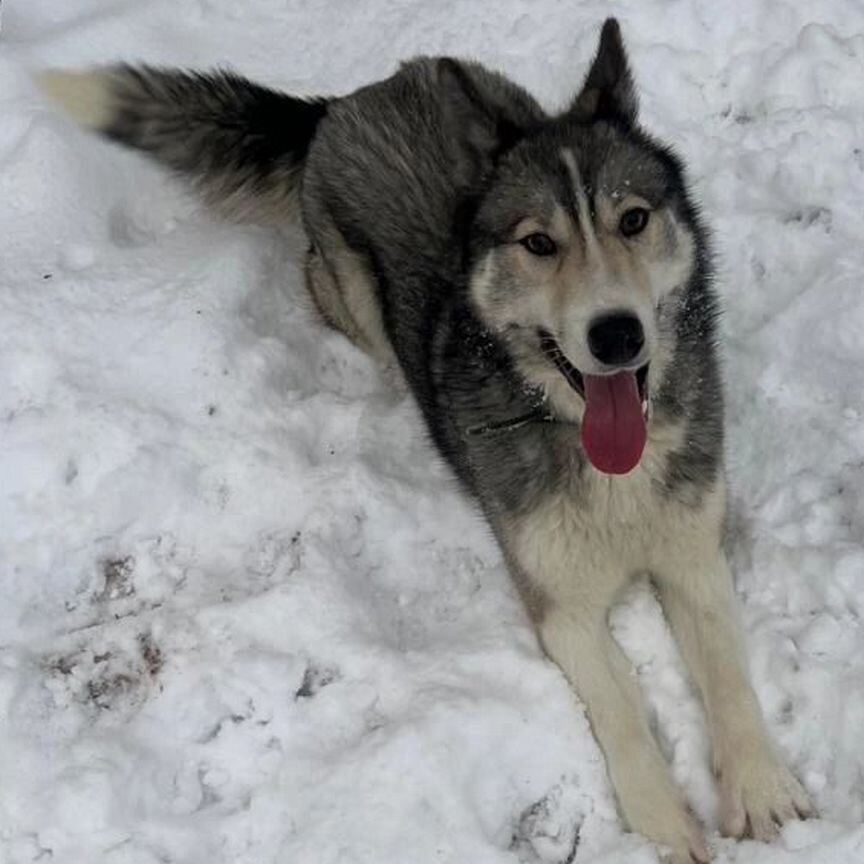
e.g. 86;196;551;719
437;59;525;160
571;18;638;125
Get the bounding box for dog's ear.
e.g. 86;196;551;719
437;59;525;161
570;18;638;125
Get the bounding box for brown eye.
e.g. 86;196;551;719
619;207;650;237
520;233;557;257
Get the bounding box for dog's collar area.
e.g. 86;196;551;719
464;409;557;437
464;343;652;439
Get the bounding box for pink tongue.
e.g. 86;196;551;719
581;371;647;475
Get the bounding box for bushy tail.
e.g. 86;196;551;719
37;65;328;223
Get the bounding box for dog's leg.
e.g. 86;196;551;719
538;608;710;863
302;216;394;363
655;490;813;840
304;245;360;342
505;499;709;864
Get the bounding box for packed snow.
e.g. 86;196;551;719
1;1;863;862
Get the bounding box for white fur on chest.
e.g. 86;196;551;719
506;426;724;610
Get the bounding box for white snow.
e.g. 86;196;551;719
1;1;864;863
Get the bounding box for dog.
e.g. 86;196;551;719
38;19;813;862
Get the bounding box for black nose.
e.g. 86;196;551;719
588;313;645;365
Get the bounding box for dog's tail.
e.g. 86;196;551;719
37;65;328;223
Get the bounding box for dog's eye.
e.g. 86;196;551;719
619;207;650;237
520;233;557;257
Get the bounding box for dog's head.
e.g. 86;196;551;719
456;20;707;475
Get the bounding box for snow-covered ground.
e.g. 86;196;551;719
2;1;864;862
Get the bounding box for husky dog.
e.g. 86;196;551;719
39;19;813;862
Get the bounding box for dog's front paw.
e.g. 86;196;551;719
651;809;711;864
620;788;710;864
718;742;813;841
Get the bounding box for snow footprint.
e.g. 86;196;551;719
510;781;586;864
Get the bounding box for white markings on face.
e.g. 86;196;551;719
560;147;601;257
469;251;497;314
556;147;655;375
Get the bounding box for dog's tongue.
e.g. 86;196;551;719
581;371;646;475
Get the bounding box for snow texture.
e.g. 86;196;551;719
1;2;864;863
